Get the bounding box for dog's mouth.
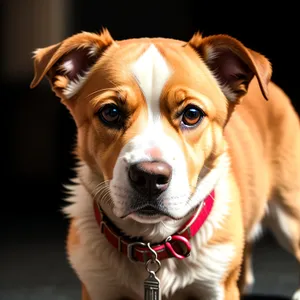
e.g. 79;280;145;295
120;204;169;219
136;205;162;216
120;204;188;222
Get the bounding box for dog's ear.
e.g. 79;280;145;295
30;28;114;99
188;33;272;102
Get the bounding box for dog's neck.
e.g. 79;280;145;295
77;153;230;244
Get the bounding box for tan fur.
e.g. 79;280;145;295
31;29;300;300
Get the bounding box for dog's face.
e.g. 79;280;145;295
31;29;271;224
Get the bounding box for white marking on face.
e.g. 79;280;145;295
131;44;171;124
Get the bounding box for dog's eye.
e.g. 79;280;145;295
98;104;122;127
181;105;205;128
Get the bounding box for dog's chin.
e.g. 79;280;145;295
125;213;170;224
121;206;179;224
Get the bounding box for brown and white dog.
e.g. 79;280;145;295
30;29;300;300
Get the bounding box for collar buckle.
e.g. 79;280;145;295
127;241;147;263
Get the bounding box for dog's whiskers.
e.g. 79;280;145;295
92;181;114;209
93;186;108;198
92;180;110;200
101;194;114;209
84;78;122;101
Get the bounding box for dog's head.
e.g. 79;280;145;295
31;29;271;225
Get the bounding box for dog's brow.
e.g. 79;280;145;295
84;88;114;100
116;91;127;104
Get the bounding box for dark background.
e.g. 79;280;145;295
1;1;299;299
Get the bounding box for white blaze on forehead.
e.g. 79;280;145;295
131;44;172;123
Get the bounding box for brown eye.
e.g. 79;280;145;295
181;105;204;128
98;104;122;128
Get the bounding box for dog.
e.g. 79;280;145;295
30;28;300;300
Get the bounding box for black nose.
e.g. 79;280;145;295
128;161;172;196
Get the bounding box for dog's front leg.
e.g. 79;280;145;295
81;283;91;300
222;267;241;300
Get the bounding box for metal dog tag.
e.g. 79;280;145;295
144;271;161;300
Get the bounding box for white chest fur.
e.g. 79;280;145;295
64;164;235;300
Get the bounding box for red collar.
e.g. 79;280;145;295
93;191;214;263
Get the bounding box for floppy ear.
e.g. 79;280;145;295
30;28;114;99
188;33;272;102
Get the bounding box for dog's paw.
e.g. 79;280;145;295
292;288;300;300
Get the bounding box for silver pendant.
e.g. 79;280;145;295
143;243;162;300
144;271;161;300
